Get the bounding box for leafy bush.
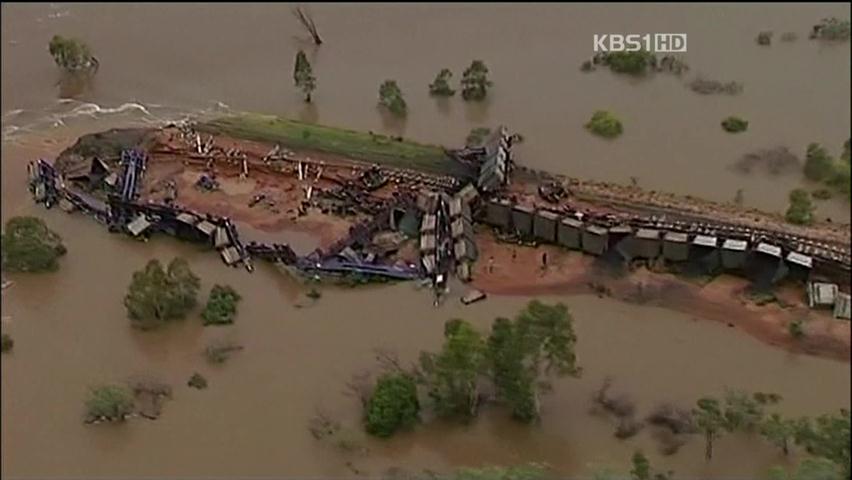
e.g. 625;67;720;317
365;373;420;437
460;60;493;101
785;189;815;226
602;50;656;75
85;385;134;422
804;143;835;182
379;80;407;117
48;35;97;72
429;68;455;97
585;111;624;138
1;216;66;273
124;258;200;330
201;284;241;326
789;319;805;339
721;116;749;133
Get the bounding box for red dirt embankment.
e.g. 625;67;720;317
472;232;851;363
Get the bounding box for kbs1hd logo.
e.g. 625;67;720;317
593;34;687;53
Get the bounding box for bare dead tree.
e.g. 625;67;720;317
343;371;372;408
292;5;323;45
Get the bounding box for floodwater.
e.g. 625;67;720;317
2;3;851;479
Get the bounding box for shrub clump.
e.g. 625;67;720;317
124;258;200;330
785;189;815;226
365;373;420;437
721;116;749;133
378;80;407;117
201;285;241;326
85;384;135;423
1;216;67;273
601;50;656;75
428;68;455;97
205;341;243;364
585;110;624;138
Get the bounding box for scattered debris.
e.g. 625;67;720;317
130;379;172;420
195;174;219;191
205;341;244;364
688;78;743;95
461;289;486;305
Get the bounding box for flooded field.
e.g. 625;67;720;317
2;3;850;478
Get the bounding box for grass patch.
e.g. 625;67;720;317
197;114;466;176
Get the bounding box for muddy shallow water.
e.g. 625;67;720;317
2;3;851;478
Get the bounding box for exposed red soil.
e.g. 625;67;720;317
472;231;851;363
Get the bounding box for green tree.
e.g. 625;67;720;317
602;51;656;75
768;458;845;480
804;143;835;182
379;80;407;117
365;373;420;437
630;451;651;480
124;258;200;330
785;189;815;226
48;35;98;73
761;413;797;455
721;116;749;133
429;68;456;96
460;60;493;101
293;50;316;102
419;319;487;421
85;384;134;422
585;110;624;138
1;216;67;273
201;284;242;325
693;396;725;460
794;410;851;478
487;301;579;423
722;389;775;433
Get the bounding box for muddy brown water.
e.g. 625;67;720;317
1;3;851;478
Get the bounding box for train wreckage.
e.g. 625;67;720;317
25;117;852;308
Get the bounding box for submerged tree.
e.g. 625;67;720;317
601;50;656;75
721;116;749;133
365;373;420;437
693;396;725;460
785;189;815;226
630;451;651;480
48;35;98;73
124;258;200;330
1;333;13;353
293;50;317;102
378;80;407;117
585;110;624;138
419;319;487;421
460;60;493;101
761;413;798;456
768;458;845;480
84;384;134;423
1;216;67;273
429;68;456;97
804;143;835;182
201;284;242;326
793;409;851;478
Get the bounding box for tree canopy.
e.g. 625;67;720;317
379;80;407;117
460;60;493;101
1;216;67;273
293;50;317;102
124;258;200;330
48;35;98;73
365;373;420;437
201;284;241;326
429;68;456;97
586;111;624;138
85;384;134;422
419;318;487;420
785;189;815;226
601;51;656;75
